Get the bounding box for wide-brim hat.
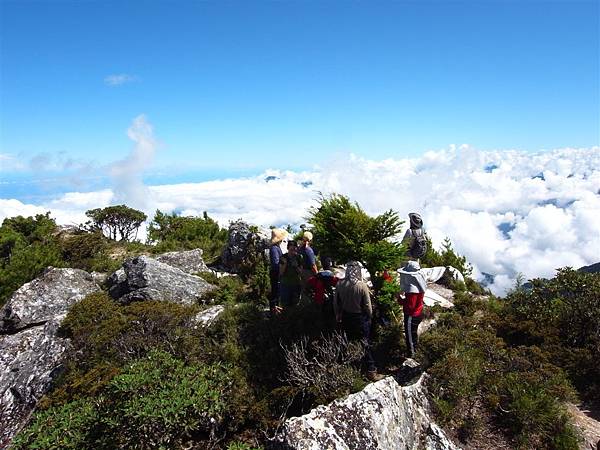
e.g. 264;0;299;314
302;231;313;241
397;260;421;275
271;228;288;244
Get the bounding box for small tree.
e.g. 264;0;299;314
84;205;147;242
306;193;405;290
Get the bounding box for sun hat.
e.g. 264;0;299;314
302;231;313;241
271;228;288;244
397;260;421;275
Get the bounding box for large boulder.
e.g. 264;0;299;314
274;374;460;450
156;248;210;274
0;317;70;446
107;255;217;305
0;268;101;334
221;220;269;273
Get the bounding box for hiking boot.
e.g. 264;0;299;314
366;370;384;382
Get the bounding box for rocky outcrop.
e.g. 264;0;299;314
156;248;210;274
221;220;269;273
275;374;460;450
0;317;70;447
0;268;101;447
0;268;100;334
107;255;217;305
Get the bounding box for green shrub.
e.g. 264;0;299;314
147;210;228;263
306;194;405;283
0;213;66;305
16;351;243;450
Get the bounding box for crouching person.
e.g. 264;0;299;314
335;261;383;382
397;260;427;359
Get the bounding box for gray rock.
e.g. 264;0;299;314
107;255;217;305
221;220;269;273
274;375;460;450
0;317;70;446
0;268;100;334
192;305;225;328
90;271;108;285
156;248;210;274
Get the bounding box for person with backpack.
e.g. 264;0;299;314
334;261;383;381
397;260;428;359
402;212;427;261
279;240;303;308
299;230;318;301
269;228;288;314
307;256;338;330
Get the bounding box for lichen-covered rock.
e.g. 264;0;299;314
107;255;217;305
193;305;225;328
0;317;70;446
221;220;269;273
274;375;460;450
0;268;100;333
156;248;210;274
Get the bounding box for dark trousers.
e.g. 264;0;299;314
342;311;376;372
403;313;423;357
269;269;280;308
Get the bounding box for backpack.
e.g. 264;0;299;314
410;228;428;259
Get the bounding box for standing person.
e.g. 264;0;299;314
279;240;303;308
307;257;338;331
299;231;318;301
269;228;288;314
334;261;383;381
402;213;427;261
397;260;427;359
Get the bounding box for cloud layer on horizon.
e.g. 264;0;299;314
1;145;599;295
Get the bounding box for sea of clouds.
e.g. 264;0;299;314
1;118;599;295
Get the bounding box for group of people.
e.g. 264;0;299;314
268;213;429;382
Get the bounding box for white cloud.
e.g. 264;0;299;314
0;153;26;172
104;73;139;86
109;115;157;212
1;145;599;296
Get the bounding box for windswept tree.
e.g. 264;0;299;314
147;210;228;262
84;205;147;242
306;193;405;287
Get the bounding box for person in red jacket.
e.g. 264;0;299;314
307;257;338;331
396;261;427;358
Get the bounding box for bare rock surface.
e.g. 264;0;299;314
567;403;600;450
0;317;70;447
221;220;269;273
107;255;217;305
0;268;100;334
193;305;226;328
275;374;460;450
156;248;210;274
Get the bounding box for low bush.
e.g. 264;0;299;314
15;350;244;449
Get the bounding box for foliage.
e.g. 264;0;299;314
200;272;247;304
147;210;228;263
15;351;239;450
375;275;403;320
502;268;600;403
419;291;582;448
84;204;147;242
307;194;404;277
59;230;121;273
0;212;65;305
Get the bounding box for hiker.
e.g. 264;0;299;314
334;261;383;381
269;228;288;314
279;240;303;308
397;260;427;359
299;231;318;301
307;256;338;330
402;212;427;261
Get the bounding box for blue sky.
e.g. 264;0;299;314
1;0;599;181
